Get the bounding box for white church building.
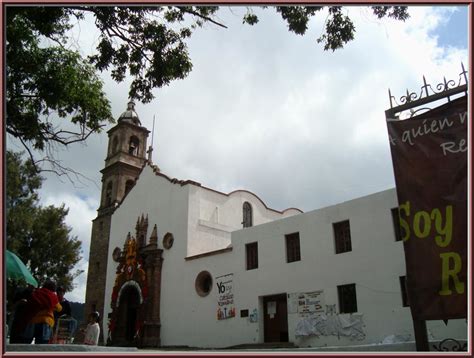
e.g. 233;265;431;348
85;102;467;349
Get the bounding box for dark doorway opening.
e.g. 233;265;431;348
115;285;140;346
263;293;288;343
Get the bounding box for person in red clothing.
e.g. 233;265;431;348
23;280;62;344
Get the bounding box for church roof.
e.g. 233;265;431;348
118;101;141;126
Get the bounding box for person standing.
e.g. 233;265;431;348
52;286;77;343
24;280;62;344
8;285;34;343
83;312;100;345
55;287;72;318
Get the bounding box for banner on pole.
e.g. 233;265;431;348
386;95;467;320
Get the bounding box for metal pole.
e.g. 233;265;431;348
412;318;430;351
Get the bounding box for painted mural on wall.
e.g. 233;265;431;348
108;233;148;342
216;273;235;320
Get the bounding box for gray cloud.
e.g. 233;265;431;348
6;6;467;302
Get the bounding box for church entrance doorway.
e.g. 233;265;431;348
115;285;141;346
263;293;288;343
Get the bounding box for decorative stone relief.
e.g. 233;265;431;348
163;232;174;249
112;247;122;262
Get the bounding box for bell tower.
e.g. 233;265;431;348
84;101;150;343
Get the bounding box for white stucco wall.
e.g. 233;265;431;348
158;188;466;348
103;168;466;348
103;165;303;345
186;186;302;256
103;166;191;342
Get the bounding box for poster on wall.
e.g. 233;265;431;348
288;291;325;316
216;273;235;320
288;293;298;314
297;291;325;316
386;95;467;320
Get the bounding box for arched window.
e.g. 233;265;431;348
112;136;119;154
124;180;134;196
128;136;140;156
243;202;253;228
105;182;113;206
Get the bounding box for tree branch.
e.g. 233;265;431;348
179;8;228;28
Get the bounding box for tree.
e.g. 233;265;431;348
6;5;409;175
6;7;113;179
6;150;83;291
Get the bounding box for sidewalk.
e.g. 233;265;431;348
6;344;138;352
4;342;420;353
6;339;468;353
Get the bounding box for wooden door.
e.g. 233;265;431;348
263;294;288;342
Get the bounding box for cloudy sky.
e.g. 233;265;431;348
6;6;468;303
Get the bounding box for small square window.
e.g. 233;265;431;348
240;309;249;318
285;232;301;263
338;283;357;313
391;208;402;242
246;242;258;270
333;220;352;254
399;276;409;307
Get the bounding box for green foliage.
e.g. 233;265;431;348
82;5;408;102
86;6;221;103
317;7;356;51
6;151;83;292
70;301;86;324
243;13;259;26
6;7;113;153
276;6;323;35
5;5;409;174
371;6;410;21
6;151;42;254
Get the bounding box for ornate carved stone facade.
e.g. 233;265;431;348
107;216;163;347
84;102;150;343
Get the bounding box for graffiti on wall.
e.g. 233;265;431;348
249;308;258;323
295;305;366;341
216;273;235;320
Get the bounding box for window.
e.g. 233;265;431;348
246;242;258;270
125;180;134;196
128;136;140;156
242;202;253;228
391;208;402;241
285;232;301;263
333;220;352;254
240;309;249;318
105;182;113;206
399;276;409;307
112;136;119;154
338;283;357;313
195;271;213;297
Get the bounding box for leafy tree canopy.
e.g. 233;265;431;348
6;150;83;292
6;5;408;175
